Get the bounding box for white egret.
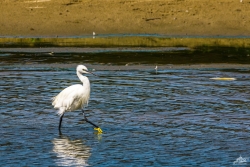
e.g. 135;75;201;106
52;65;102;133
155;65;158;74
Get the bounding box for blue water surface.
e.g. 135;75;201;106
1;53;250;166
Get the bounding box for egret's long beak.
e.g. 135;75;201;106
88;71;98;77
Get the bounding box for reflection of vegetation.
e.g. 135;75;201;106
1;36;250;48
1;36;250;64
2;48;250;64
52;135;91;167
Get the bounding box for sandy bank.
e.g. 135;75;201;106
1;0;250;37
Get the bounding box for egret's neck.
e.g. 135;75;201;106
77;72;90;86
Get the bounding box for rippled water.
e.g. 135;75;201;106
1;51;250;166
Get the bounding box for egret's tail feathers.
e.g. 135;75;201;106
57;108;65;117
52;96;56;106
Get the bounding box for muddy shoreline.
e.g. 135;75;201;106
1;62;250;71
1;48;250;67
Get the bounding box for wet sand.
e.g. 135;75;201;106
1;0;250;36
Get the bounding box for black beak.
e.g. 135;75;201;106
88;71;98;77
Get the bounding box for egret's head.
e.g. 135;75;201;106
77;65;89;74
77;65;98;76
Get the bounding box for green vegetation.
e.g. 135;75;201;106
1;36;250;49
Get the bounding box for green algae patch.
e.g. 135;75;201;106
1;36;250;49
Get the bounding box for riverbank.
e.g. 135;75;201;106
1;36;250;48
1;0;250;36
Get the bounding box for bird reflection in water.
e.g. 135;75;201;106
52;135;91;167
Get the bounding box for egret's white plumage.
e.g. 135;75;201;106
52;65;102;133
52;65;90;116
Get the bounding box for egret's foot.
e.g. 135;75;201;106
94;127;103;133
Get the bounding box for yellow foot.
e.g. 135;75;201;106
94;127;103;133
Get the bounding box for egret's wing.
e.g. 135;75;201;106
52;84;89;112
52;84;82;108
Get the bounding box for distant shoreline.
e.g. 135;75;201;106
1;34;250;38
1;36;250;48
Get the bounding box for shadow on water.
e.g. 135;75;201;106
1;47;250;65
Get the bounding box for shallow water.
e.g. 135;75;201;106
1;51;250;166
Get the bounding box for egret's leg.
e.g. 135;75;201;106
82;109;99;128
59;113;64;131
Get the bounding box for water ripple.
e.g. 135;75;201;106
1;64;250;166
